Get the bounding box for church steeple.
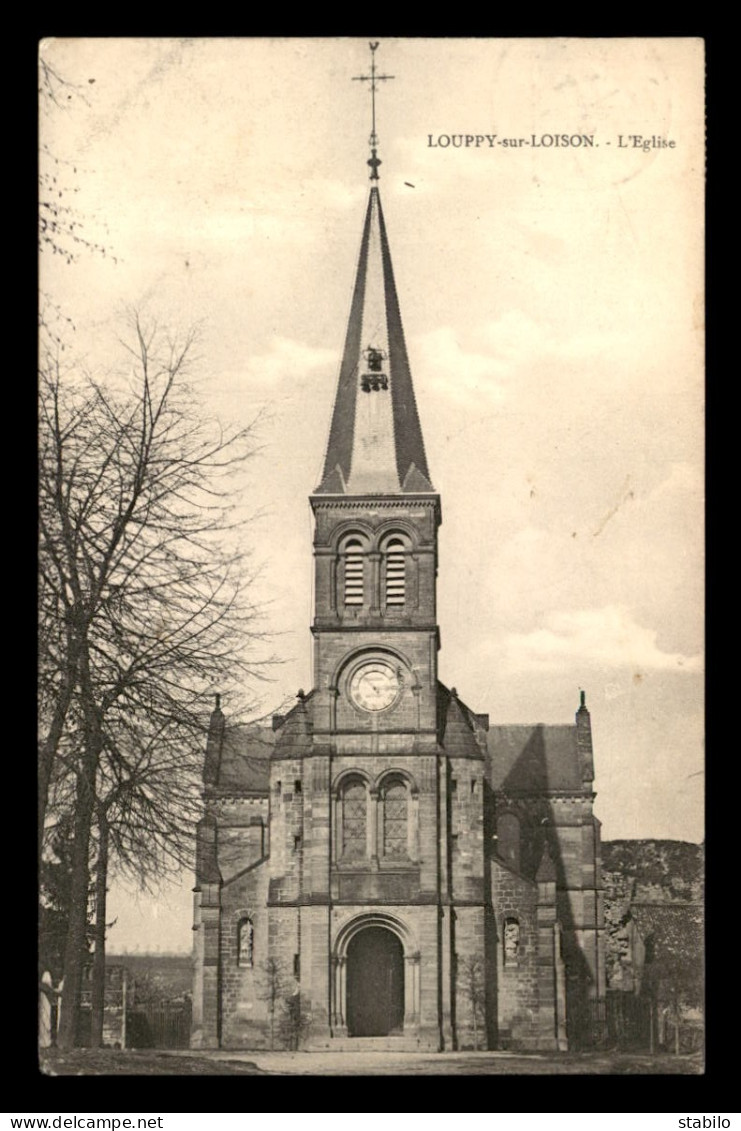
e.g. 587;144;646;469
315;45;433;497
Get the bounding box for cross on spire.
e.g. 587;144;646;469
352;41;394;180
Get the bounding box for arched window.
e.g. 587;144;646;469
238;917;254;967
504;918;520;965
497;812;521;872
382;778;409;859
341;779;367;858
383;538;406;606
343;539;364;606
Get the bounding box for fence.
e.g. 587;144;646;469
605;992;652;1049
126;1001;192;1049
567;992;704;1054
567;997;609;1050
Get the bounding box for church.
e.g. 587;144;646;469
191;48;606;1053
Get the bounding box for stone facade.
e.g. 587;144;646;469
191;179;605;1053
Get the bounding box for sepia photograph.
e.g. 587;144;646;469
38;37;704;1078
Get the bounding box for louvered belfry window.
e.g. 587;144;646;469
342;781;367;858
344;539;364;606
385;539;405;606
383;781;408;858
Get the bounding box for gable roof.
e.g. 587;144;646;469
212;724;273;793
272;693;314;761
206;692;589;795
486;724;585;792
437;682;486;759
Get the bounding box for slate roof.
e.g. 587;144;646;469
315;187;433;495
272;692;314;761
210;723;273;793
486;724;585;792
205;695;587;795
437;682;487;759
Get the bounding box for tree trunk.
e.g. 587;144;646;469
56;724;100;1050
57;625;105;1052
90;808;109;1049
38;653;77;861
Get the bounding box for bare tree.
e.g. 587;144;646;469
259;958;285;1051
279;989;311;1051
87;724;209;1046
39;312;267;1049
39;53;111;269
457;954;486;1050
644;937;704;1056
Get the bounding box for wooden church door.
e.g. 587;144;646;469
346;926;404;1037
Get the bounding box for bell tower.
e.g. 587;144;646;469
310;41;440;762
310;180;441;741
263;43;469;1051
261;42;489;1052
309;37;441;790
194;41;594;1056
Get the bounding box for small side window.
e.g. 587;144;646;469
497;812;521;872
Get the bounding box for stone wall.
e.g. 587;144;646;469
219;862;271;1048
602;839;704;991
490;859;543;1047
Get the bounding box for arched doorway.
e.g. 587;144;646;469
346;926;404;1037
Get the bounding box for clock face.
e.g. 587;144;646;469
349;660;400;712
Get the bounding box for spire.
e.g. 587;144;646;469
203;694;225;786
315;44;432;497
575;688;594;785
316;186;434;495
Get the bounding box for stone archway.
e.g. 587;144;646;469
331;913;420;1038
346;926;404;1037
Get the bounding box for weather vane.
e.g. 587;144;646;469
352;41;395;181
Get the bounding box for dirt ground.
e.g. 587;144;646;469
40;1049;264;1075
40;1048;703;1076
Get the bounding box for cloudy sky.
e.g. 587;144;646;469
40;37;704;952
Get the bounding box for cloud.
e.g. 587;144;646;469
645;459;704;505
414;325;511;405
312;178;368;212
241;337;337;390
502;604;703;673
415;311;635;410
